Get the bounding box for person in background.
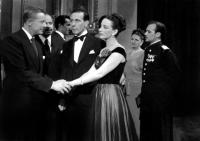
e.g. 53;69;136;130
59;7;105;141
0;7;70;141
139;20;180;141
34;13;65;141
121;28;145;139
54;15;72;42
68;13;138;141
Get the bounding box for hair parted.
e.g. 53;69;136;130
98;13;126;36
23;6;45;24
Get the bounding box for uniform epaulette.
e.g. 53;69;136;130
161;45;169;50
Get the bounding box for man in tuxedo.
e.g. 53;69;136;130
60;8;105;141
0;7;70;141
138;21;180;141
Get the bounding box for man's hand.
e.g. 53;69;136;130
51;79;72;94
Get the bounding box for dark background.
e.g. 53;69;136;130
138;0;200;115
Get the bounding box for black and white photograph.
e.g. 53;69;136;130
0;0;199;141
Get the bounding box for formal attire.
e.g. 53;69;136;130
124;48;144;138
88;47;138;141
0;29;53;141
35;31;65;78
35;31;66;141
139;41;180;141
60;31;105;141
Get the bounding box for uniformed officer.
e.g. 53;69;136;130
138;21;180;141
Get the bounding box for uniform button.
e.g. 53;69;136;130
149;49;152;52
144;68;146;70
143;80;146;83
145;63;147;66
143;73;146;75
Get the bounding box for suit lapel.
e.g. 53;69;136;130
19;30;40;70
77;34;92;63
51;32;65;53
63;40;74;67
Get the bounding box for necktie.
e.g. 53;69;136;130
44;39;50;55
73;35;86;42
43;39;50;75
31;37;38;56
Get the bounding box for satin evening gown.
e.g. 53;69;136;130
89;47;138;141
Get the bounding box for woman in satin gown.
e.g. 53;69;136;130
69;13;138;141
123;29;145;138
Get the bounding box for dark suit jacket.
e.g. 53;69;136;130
51;31;65;54
35;31;65;79
60;33;105;106
59;33;105;141
140;41;180;113
0;29;53;135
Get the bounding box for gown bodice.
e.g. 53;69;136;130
94;47;126;84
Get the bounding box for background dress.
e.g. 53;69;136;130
89;47;138;141
124;48;144;137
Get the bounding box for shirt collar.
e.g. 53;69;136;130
77;30;88;37
22;27;32;40
39;35;51;44
150;39;161;45
55;30;65;40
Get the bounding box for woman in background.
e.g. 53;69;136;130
122;29;145;138
69;13;138;141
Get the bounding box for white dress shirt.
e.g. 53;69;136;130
39;35;52;52
74;30;87;63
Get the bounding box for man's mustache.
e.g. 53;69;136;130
43;27;53;32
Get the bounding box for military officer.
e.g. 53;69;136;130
138;21;180;141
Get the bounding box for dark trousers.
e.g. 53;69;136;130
140;110;173;141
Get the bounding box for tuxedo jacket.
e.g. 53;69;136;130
60;33;105;106
0;29;52;122
140;41;180;113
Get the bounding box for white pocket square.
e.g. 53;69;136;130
89;50;95;54
60;50;63;54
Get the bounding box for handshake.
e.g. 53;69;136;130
51;79;74;94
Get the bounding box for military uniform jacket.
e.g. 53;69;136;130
140;41;180;112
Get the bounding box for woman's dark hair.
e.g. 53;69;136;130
131;28;145;41
98;13;126;36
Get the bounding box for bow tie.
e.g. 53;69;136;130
73;35;86;42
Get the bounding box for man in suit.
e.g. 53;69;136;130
0;7;70;141
35;14;72;141
60;8;105;141
54;15;71;42
138;21;180;141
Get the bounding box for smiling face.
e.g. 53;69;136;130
98;18;117;40
70;12;88;36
